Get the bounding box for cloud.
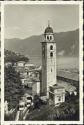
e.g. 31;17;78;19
5;4;79;39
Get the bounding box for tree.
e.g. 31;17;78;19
4;49;29;64
4;66;24;110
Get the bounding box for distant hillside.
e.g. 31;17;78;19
5;29;79;61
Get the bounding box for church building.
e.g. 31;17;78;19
41;22;65;105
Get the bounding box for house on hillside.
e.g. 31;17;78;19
32;77;40;96
49;85;65;105
5;62;12;67
25;63;35;70
20;71;28;78
21;78;33;88
16;61;25;67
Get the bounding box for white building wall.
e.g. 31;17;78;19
32;82;40;96
17;62;25;67
54;93;65;105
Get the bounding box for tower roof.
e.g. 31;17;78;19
44;21;53;34
44;26;53;34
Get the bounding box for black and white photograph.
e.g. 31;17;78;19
3;1;83;124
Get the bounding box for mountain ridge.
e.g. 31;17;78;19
5;29;79;60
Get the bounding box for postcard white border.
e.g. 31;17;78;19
1;1;83;125
1;2;4;125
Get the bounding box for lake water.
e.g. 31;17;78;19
29;56;79;70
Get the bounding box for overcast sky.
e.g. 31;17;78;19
4;4;79;39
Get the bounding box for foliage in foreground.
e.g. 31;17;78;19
26;94;79;121
4;66;24;110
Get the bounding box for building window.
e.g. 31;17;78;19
47;36;49;40
50;45;53;50
51;68;52;72
58;96;61;101
50;52;53;57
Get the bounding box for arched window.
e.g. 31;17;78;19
47;36;49;40
50;45;53;50
50;52;53;57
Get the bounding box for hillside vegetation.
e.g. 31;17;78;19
5;49;29;63
4;50;27;110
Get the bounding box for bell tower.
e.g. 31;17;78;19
41;22;56;98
